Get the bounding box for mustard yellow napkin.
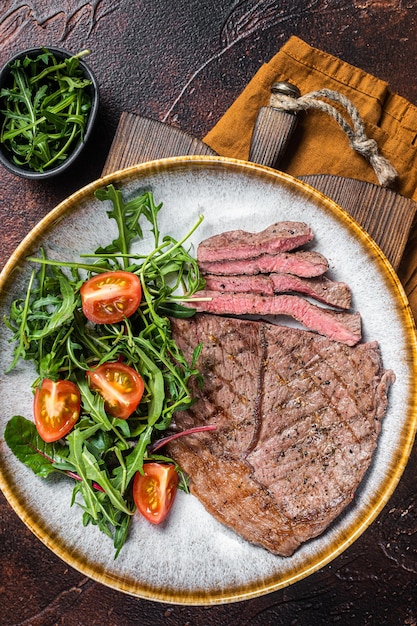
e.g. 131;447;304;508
203;36;417;318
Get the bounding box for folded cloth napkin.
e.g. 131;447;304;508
203;36;417;319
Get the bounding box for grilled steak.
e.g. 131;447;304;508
198;249;329;277
203;273;352;309
197;221;314;263
167;314;395;556
186;290;361;345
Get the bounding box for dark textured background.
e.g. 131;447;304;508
0;2;416;624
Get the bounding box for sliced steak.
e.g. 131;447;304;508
186;290;361;345
203;273;352;309
167;314;395;556
197;222;314;263
198;249;329;278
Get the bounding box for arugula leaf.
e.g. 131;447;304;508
31;272;77;340
67;428;133;516
4;269;36;371
94;185;132;266
77;377;114;433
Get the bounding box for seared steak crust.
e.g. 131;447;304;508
167;314;395;556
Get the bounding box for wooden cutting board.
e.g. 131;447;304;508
102;112;416;270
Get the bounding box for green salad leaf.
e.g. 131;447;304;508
4;415;70;478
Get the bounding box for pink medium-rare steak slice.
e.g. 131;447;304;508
186;290;362;345
198;249;329;278
203;273;352;309
197;221;314;263
167;314;395;556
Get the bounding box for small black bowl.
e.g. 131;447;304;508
0;47;99;180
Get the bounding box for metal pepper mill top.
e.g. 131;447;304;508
271;81;301;100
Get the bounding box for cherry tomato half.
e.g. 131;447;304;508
34;379;81;443
133;463;179;524
86;362;145;419
80;270;142;324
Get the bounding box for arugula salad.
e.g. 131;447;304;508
0;49;93;172
3;184;211;557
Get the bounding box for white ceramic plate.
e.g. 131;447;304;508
0;156;416;605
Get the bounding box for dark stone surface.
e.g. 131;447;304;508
0;2;416;624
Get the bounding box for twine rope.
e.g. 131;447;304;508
270;88;397;187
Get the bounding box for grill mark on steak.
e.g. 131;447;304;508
247;322;268;455
167;314;395;556
197;222;314;263
186;290;362;346
198;249;329;278
203;273;352;310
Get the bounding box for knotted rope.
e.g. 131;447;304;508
270;88;397;187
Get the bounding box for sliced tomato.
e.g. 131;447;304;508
133;463;179;524
87;362;144;419
34;378;81;443
80;270;142;324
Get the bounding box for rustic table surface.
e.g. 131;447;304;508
1;3;416;625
